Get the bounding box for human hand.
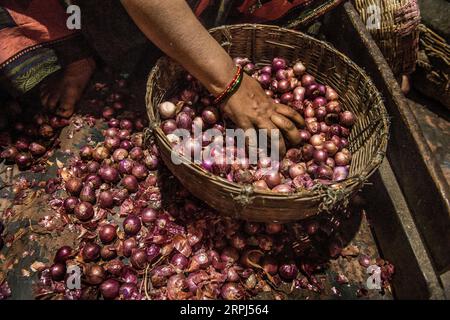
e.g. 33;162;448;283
221;74;305;156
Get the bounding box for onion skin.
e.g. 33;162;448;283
79;185;96;204
221;282;245;300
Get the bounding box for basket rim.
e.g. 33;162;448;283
145;23;390;203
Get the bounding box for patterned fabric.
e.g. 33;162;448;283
0;0;87;96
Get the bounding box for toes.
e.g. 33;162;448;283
57;87;78;118
48;92;61;110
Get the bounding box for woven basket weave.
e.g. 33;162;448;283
353;0;420;76
145;24;389;222
412;24;450;109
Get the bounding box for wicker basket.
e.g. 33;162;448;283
145;24;389;223
412;24;450;109
353;0;421;76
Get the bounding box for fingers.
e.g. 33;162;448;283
253;119;286;157
275;104;305;128
270;113;302;147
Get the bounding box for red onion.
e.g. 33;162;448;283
317;165;333;179
119;140;132;151
289;163;307;179
202;107;219;125
143;153;158;170
243;63;256;75
326;86;339;101
176;112;193;130
272;57;287;71
280;92;294;104
29;142;46;157
130;249;148;270
105;260;124;277
302;144;314;161
81;242;101;262
158;101;177;119
230;233;247;251
123;216;141;236
104;127;119;138
108;118;120;128
264;171;282;189
279;263;299;281
277;79;290;93
293;61;306;76
15;137;29;152
63;196;79;213
266;223;282;235
100;279;120;300
307;161;319;177
92;146;110;161
112;101;125;111
54;246;72;263
80;185;96;204
253;179;270;191
306;220;319;235
85;264;106;285
272;184;293;193
99;166;119;183
221;282;245;300
171;253;189;270
161;120;177;134
261;65;272;74
293;86;306;101
244;222;261;235
50;263;66;281
276;69;287;81
262;256;278;275
74;202;94;221
131;163;148;180
98;191;114;209
122;175;139;193
118;129;131;140
326;157;335;168
39;124;54;139
335;149;351;166
122;238;137;258
98;224;117;244
333;166;349;181
323;141;338;156
221;247;240;264
137;208;157;226
340;137;349;149
306;119;319;134
301;74;315;87
1;146;18;163
313;149;328;164
359;254;371;268
340;111;356;127
313;96;327;108
118;159;134;175
102;107;115;120
15;153;32;169
340;126;350;137
257;73;271;88
326;101;341;114
310;133;326;148
119;119;133;131
65;178;83;196
104;136;120;150
329;124;342;137
99;246;117;261
111;148;127;162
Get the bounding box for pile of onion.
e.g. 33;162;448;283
157;57;356;193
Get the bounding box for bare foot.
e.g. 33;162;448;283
40;57;96;118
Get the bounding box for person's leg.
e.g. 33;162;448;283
40;57;96;118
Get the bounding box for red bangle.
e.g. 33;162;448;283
213;65;244;105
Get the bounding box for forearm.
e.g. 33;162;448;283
121;0;235;95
